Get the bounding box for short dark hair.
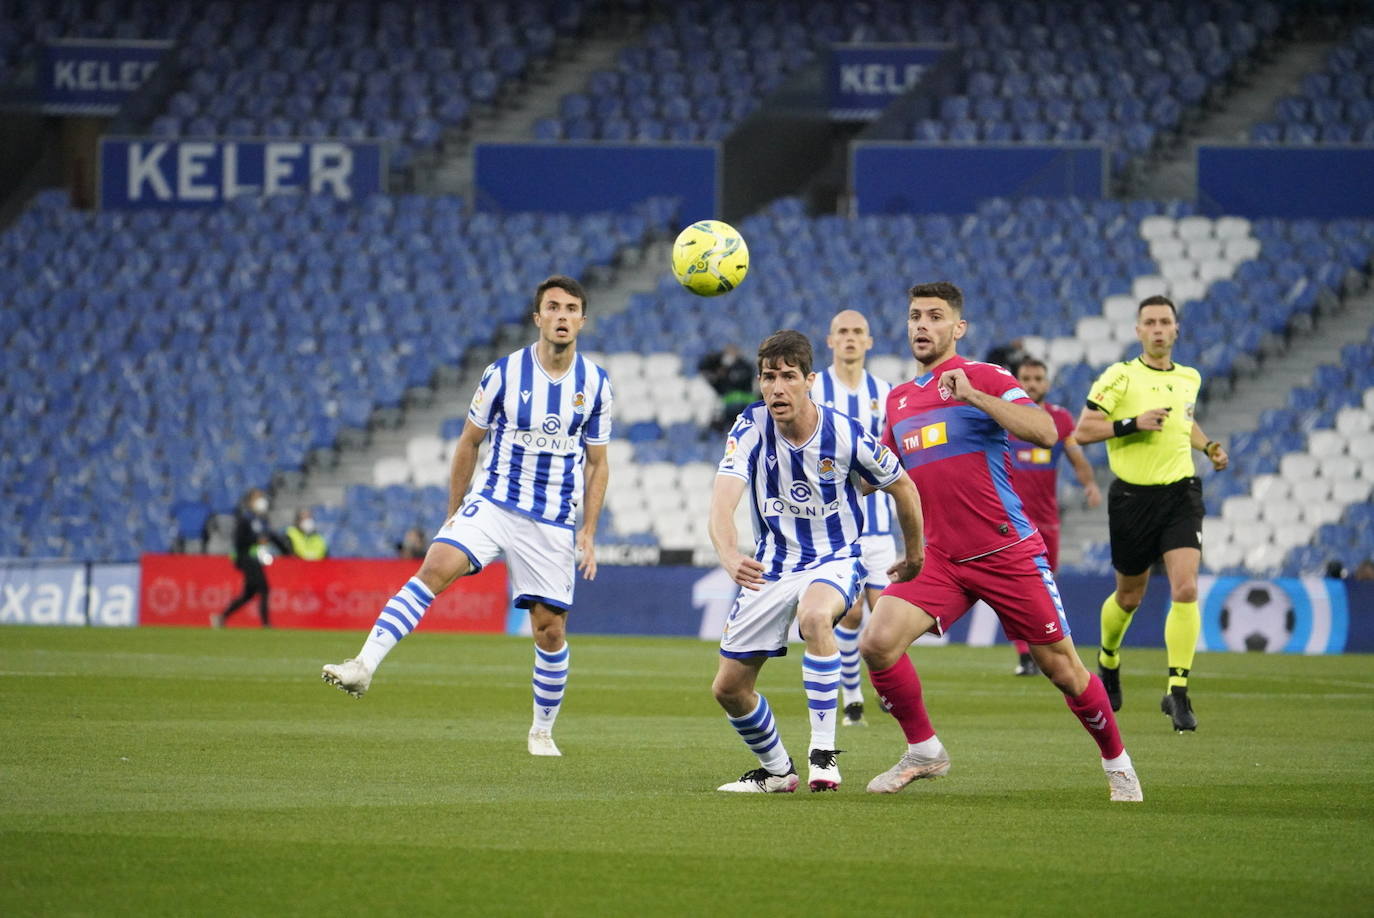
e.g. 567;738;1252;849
908;281;964;314
1138;294;1177;319
532;275;587;315
1017;356;1048;374
757;329;813;377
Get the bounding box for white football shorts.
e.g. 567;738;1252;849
859;533;898;590
435;494;575;610
719;555;867;658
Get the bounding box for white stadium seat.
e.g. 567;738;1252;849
1307;429;1347;456
1318;455;1359;480
1196;259;1235;284
1301;501;1345;527
678;462;717;494
640;462;678;491
1272;521;1314;551
411;458;448;487
1291;477;1333;503
1149;237;1186;261
605;439;634;466
604;352;645;383
1249;474;1292;503
1347;431;1374;458
1244;542;1286;575
1131;275;1169;301
613;508;652;536
1222;495;1261;523
1363;389;1374;413
1159;258;1197;282
1222;237;1261;261
373;456;411;486
1087;340;1125;367
1168;276;1208;306
641;352;684;380
1048;338;1087;366
1176;216;1214;241
1186;238;1223;262
1229;524;1270;550
1139;215;1175;240
867;355;904;383
1201;515;1230;547
1103;294;1136;323
406;434;444;467
1260;500;1302;526
1335;407;1373;437
1204;540;1244;572
1018;337;1049;362
1279;452;1320;480
1214;216;1252;240
1331;478;1373;504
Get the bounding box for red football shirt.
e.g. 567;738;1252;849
882;354;1039;562
1007;402;1076;532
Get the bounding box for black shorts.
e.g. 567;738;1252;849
1107;477;1204;576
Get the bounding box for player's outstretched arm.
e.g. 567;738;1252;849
709;473;765;590
1190;422;1229;471
577;443;609;580
881;474;924;582
1064;436;1103;507
446;420;487;517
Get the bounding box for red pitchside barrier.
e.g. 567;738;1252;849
138;554;509;632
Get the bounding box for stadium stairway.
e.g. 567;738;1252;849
1132;34;1337;199
1058;282;1374;571
417;17;642;198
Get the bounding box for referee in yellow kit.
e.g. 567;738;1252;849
1073;295;1228;732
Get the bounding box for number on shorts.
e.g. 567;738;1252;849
460;499;482;518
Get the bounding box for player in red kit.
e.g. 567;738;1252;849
1005;357;1101;676
859;282;1141;802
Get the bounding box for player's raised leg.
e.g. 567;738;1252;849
1160;546;1202;732
528;602;570;756
798;577;851;791
321;541;467;697
713;655;798;793
860;594;951;793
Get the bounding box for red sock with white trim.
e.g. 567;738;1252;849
1065;673;1125;759
868;654;936;743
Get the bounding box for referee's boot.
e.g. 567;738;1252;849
1099;661;1123;712
1160;687;1197;732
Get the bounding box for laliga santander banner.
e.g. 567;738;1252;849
138;554;507;632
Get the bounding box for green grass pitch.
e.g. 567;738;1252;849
2;626;1372;916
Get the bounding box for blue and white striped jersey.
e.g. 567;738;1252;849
717;401;902;578
467;345;613;529
812;366;895;535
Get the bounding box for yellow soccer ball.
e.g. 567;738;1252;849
670;219;749;296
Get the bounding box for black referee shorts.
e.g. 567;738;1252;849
1107;477;1204;577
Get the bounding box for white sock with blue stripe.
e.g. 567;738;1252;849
803;651;842;750
728;694;791;775
833;624;865;707
357;577;435;672
531;643;569;731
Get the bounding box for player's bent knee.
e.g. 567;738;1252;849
1172;583;1198;603
416;543;470;595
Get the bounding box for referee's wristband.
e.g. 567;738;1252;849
1203;440;1219;456
1112;417;1137;437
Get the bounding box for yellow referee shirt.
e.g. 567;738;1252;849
1086;357;1202;486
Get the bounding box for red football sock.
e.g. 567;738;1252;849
1012;640;1030;655
1065;673;1125;759
868;654;936;743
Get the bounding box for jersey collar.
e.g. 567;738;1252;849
912;354;962;387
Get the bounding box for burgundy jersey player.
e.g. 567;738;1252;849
858;281;1141;803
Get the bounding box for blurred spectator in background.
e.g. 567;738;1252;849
398;526;428;560
286;508;328;560
1353;559;1374;581
211;488;290;629
985;338;1028;372
1325;559;1347;579
698;343;756;432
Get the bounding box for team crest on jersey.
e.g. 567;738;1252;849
572;391;587;414
870;398;879;413
817;457;837;481
937;385;952;401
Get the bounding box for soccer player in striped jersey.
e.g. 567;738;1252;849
810;309;895;726
1005;357;1101;676
861;282;1142;802
710;330;924;793
322;276;612;758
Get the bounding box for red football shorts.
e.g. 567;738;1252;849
881;535;1071;644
